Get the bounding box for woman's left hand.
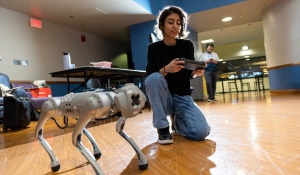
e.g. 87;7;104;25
191;69;205;78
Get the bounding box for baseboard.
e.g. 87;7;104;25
270;89;300;94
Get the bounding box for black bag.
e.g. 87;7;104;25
30;104;40;121
2;96;30;131
0;106;4;119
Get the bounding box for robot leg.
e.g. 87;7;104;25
35;98;62;172
83;127;101;159
72;110;104;175
75;133;104;175
116;116;148;170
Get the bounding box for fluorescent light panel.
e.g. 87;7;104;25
222;17;232;22
201;39;214;43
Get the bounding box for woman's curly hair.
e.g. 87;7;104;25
153;6;190;40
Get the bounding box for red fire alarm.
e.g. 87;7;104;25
29;18;42;29
81;34;86;42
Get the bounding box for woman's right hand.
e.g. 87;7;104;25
165;58;185;73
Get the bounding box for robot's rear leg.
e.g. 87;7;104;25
35;112;60;172
116;116;148;170
83;128;101;159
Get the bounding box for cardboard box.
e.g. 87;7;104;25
91;61;112;68
30;87;52;98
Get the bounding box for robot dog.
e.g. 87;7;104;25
35;83;148;175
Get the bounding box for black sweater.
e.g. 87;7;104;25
146;39;194;96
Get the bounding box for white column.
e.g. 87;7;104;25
262;0;300;90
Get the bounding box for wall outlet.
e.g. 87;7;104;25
13;59;28;66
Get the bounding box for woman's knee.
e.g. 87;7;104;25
184;126;210;141
145;73;167;91
145;73;164;84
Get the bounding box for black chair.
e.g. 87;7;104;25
0;73;11;96
0;73;11;119
254;74;265;91
0;73;26;119
228;79;238;93
83;78;103;92
239;78;251;92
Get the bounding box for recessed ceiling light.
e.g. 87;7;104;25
242;45;249;51
201;39;214;43
222;17;232;22
244;55;250;58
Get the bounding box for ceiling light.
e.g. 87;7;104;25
222;17;232;22
201;39;214;43
244;55;250;58
242;45;249;51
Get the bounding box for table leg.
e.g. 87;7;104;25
221;80;224;93
67;76;70;93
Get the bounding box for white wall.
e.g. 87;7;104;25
0;7;128;81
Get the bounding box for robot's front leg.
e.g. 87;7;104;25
83;128;101;159
116;116;148;170
35;98;62;172
73;111;104;175
75;132;104;175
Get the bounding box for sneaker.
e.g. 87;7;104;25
207;98;213;102
157;126;173;144
213;98;217;101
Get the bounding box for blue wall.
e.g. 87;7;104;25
268;65;300;90
188;27;200;59
130;20;156;70
133;0;245;15
173;0;245;14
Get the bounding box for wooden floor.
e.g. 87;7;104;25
1;90;300;175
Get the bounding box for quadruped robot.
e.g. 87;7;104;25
35;83;148;175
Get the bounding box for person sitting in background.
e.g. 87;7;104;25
199;43;219;102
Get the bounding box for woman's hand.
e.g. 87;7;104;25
164;58;185;73
191;69;205;78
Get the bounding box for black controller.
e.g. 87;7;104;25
179;57;206;70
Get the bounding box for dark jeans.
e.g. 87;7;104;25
204;71;218;99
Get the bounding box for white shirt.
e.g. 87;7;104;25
199;51;219;62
